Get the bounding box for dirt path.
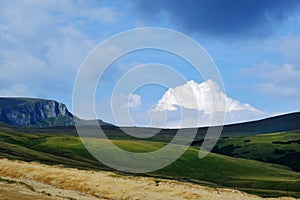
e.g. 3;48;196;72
0;158;298;200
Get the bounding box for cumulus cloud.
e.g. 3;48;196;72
96;81;266;128
150;80;267;128
0;84;36;97
134;0;300;38
154;80;260;114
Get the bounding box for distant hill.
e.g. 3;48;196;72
0;97;111;127
0;97;299;133
220;112;300;136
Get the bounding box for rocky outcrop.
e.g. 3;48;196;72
0;98;74;127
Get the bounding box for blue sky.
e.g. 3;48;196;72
1;0;300;127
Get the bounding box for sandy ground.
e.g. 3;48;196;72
0;158;298;200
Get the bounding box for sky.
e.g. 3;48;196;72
1;0;300;127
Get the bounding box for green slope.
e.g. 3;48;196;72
211;130;300;172
0;125;299;198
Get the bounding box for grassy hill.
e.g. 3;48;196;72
0;124;299;198
0;98;299;198
209;130;300;172
8;116;300;174
220;112;300;136
12;111;300;143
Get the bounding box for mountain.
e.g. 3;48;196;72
0;97;113;128
0;97;75;127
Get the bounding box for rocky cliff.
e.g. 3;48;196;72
0;98;74;127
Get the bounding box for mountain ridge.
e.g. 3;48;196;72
0;97;74;127
0;97;299;133
0;97;112;127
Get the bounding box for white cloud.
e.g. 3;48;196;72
0;84;36;97
150;80;265;128
83;7;119;24
265;35;300;66
0;0;120;103
255;83;298;97
154;80;260;114
126;93;142;108
154;108;267;128
241;62;300;82
277;36;300;65
94;82;265;128
54;1;119;24
241;62;300;97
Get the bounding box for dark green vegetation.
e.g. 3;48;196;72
0;123;300;198
211;130;300;172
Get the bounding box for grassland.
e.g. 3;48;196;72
211;130;300;172
0;124;300;198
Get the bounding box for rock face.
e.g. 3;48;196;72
0;98;74;127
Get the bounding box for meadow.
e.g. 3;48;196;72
0;123;299;198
